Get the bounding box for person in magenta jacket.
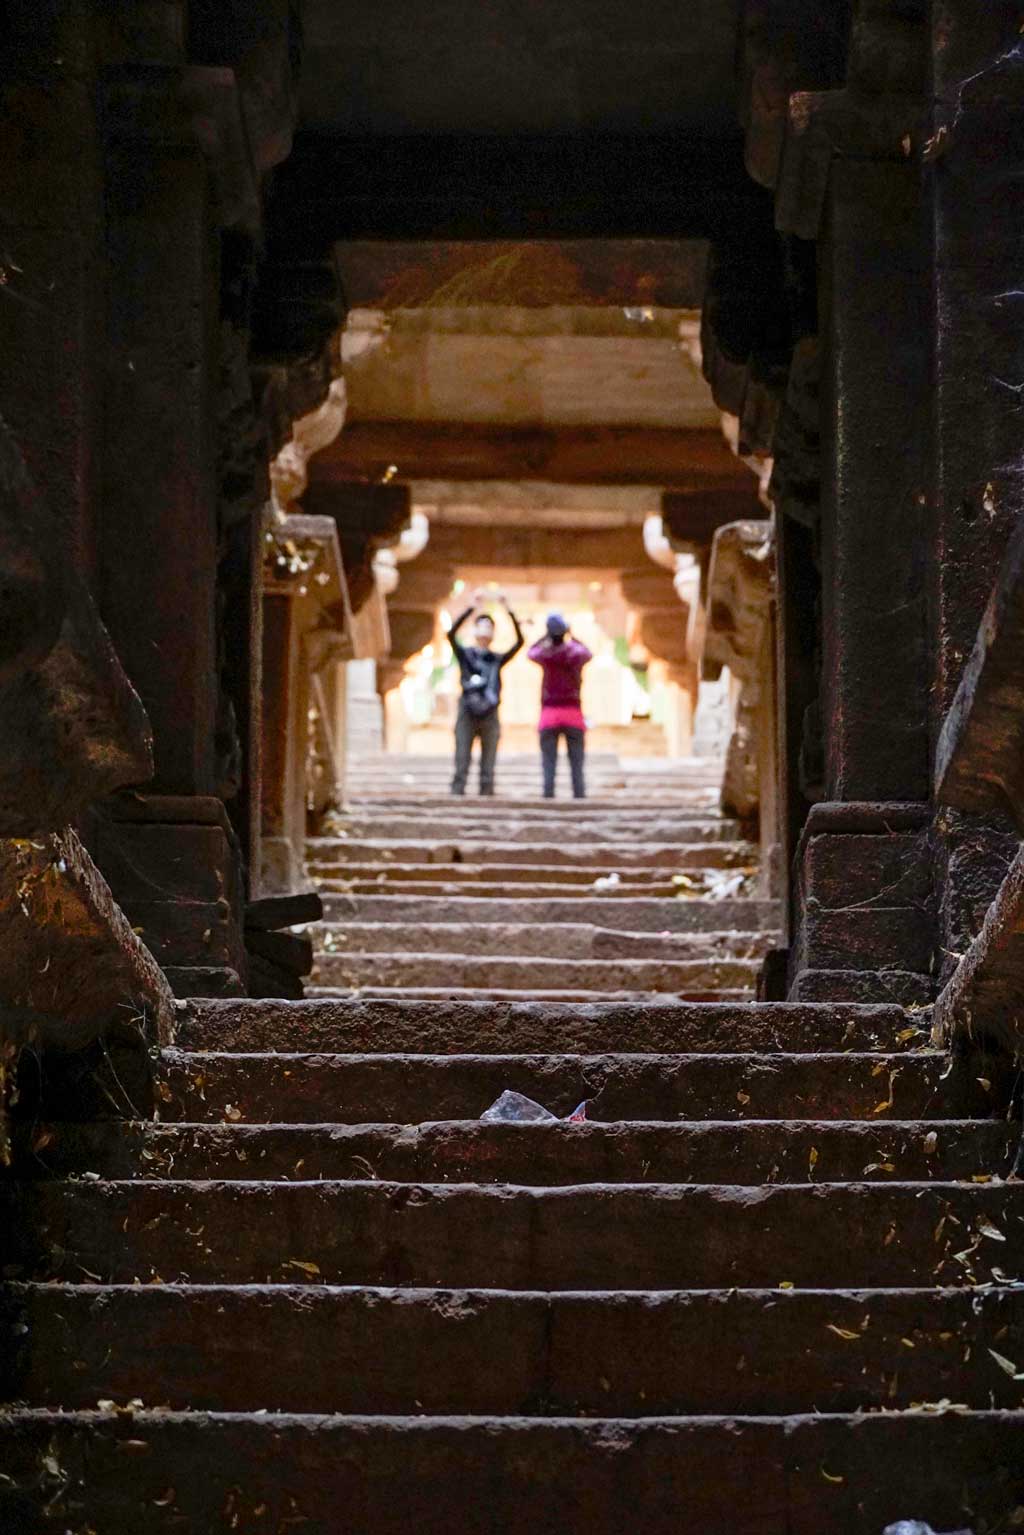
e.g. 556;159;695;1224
528;613;593;799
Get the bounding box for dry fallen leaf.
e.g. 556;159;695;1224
821;1468;845;1485
826;1324;860;1341
737;1091;751;1106
988;1348;1024;1380
923;1131;938;1155
978;1217;1006;1242
284;1259;321;1277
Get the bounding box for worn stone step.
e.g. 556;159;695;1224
178;999;910;1056
5;1181;1023;1288
310;860;749;888
308;838;756;870
3;1407;1019;1535
312;922;775;962
13;1118;1015;1186
338;800;732;820
315;871;748;900
309;951;761;994
307;984;756;1003
10;1283;1024;1417
318;893;782;931
345;793;723;811
316;816;743;844
156;1050;993;1126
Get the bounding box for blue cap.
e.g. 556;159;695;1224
546;613;568;638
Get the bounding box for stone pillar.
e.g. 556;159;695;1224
260;513;347;894
260;592;304;895
93;65;255;997
927;2;1024;987
784;8;937;1003
819;158;930;805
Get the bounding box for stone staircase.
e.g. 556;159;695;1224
343;750;725;803
308;754;767;1003
2;760;1024;1530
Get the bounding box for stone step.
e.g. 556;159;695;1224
156;1050;993;1126
344;793;723;810
313;922;775;961
309;952;756;995
310;861;741;887
307;839;756;870
341;798;731;818
306;985;757;1003
2;1408;1018;1535
5;1181;1022;1288
15;1118;1014;1186
314;871;750;900
177;999;920;1055
10;1282;1024;1417
316;816;743;844
318;893;782;931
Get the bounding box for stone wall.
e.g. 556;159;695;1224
0;2;344;1095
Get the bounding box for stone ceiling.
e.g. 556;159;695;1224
299;0;740;138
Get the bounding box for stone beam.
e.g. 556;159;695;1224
422;523;645;573
303;482;411;616
661;489;762;550
311;425;751;489
738;0;851;191
415;482;660;526
935;514;1024;824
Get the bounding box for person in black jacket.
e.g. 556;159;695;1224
448;590;524;796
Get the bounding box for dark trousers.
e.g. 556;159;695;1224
540;726;586;799
452;706;500;795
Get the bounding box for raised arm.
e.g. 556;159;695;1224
446;605;474;662
500;606;525;665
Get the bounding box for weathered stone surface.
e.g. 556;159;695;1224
0;421;153;836
737;0;851;192
791;969;933;1008
158;1047;988;1127
704;521;774;684
8;1178;1024;1290
10;1282;1024;1417
17;1114;1005;1187
89;802;248;997
1;1410;1020;1535
790;805;936;1004
245;891;323;930
0;830;172;1049
935;511;1024;821
933;844;1024;1057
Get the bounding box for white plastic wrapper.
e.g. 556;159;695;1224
480;1091;587;1124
